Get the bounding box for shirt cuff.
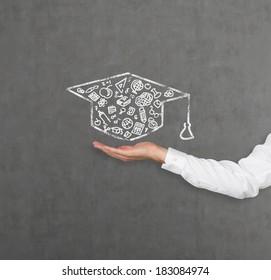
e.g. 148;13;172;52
161;147;188;175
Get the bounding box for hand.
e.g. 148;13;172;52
92;141;168;163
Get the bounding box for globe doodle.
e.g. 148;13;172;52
131;79;144;92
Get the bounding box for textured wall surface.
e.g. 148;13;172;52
1;0;271;259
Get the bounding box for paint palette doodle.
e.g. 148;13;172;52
67;72;194;141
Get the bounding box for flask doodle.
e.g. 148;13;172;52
67;72;194;141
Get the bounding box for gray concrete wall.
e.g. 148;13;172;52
1;0;271;259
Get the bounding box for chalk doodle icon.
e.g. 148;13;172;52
67;73;194;141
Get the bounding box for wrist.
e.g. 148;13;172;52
152;146;168;163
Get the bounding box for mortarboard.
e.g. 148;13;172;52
67;72;194;141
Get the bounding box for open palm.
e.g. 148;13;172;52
93;141;167;163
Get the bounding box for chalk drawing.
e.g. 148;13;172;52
115;78;127;93
131;122;145;136
88;92;100;102
67;72;194;141
86;85;99;93
131;79;144;93
135;92;153;107
119;108;126;115
127;106;135;116
111;127;123;135
179;94;194;140
99;86;113;99
116;96;131;107
139;107;147;123
122;118;134;130
107;105;116;115
148;117;158;129
151;88;162;99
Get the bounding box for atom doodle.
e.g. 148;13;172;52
67;72;194;141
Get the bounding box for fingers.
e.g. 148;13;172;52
92;141;132;161
92;141;108;150
92;141;160;162
102;150;131;161
93;141;133;156
118;145;133;151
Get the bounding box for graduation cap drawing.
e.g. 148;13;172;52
67;72;194;141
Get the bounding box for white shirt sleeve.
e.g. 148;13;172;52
161;133;271;199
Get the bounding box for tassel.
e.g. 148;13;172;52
180;94;194;140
